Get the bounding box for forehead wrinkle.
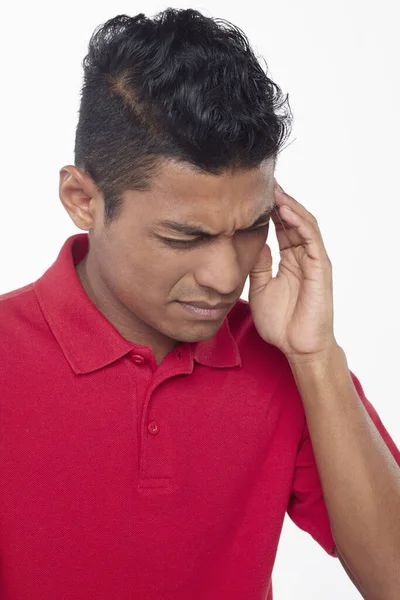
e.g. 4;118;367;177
250;201;276;226
156;200;276;237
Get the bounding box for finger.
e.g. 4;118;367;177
273;201;329;264
271;206;303;252
249;244;273;295
272;181;317;251
274;180;319;231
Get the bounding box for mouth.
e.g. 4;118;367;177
176;301;232;321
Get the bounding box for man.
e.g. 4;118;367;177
0;8;399;600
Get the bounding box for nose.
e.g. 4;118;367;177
194;238;242;296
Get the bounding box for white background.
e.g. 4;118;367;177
1;1;399;598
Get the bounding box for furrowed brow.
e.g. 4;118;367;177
243;203;276;230
157;202;276;237
157;221;213;237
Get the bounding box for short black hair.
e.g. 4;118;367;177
74;8;292;224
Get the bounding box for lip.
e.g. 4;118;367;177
177;301;232;320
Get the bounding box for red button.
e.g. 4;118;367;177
148;421;160;435
132;354;145;365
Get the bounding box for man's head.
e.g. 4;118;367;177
59;9;292;349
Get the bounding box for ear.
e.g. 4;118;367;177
59;165;101;231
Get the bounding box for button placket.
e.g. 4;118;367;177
137;351;192;492
139;386;174;490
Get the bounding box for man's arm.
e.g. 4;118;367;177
288;344;400;600
337;550;367;597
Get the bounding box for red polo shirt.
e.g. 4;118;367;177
1;233;399;600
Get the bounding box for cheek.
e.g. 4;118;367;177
109;239;190;301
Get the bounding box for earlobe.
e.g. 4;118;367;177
59;165;97;231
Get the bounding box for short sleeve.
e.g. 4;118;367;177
287;370;400;557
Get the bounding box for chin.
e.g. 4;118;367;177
170;321;223;343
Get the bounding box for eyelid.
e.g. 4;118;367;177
161;223;269;246
161;237;203;246
244;221;270;231
162;221;269;244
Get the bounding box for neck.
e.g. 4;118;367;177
75;256;177;365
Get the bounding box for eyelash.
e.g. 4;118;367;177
162;223;269;248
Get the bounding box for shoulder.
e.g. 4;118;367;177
0;282;43;353
0;282;36;320
0;282;37;321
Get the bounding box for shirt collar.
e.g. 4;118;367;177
33;233;241;374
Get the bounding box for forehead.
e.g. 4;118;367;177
137;158;275;227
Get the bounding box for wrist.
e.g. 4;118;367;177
286;341;344;372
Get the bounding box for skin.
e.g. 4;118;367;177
59;158;276;365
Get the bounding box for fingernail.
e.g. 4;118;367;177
275;180;284;193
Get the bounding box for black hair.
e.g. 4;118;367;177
74;8;292;224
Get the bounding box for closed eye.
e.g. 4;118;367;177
241;222;270;234
160;236;208;248
160;223;269;249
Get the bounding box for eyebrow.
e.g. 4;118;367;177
157;203;276;238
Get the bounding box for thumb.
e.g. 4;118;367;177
249;244;273;297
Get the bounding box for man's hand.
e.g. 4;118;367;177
249;181;338;362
